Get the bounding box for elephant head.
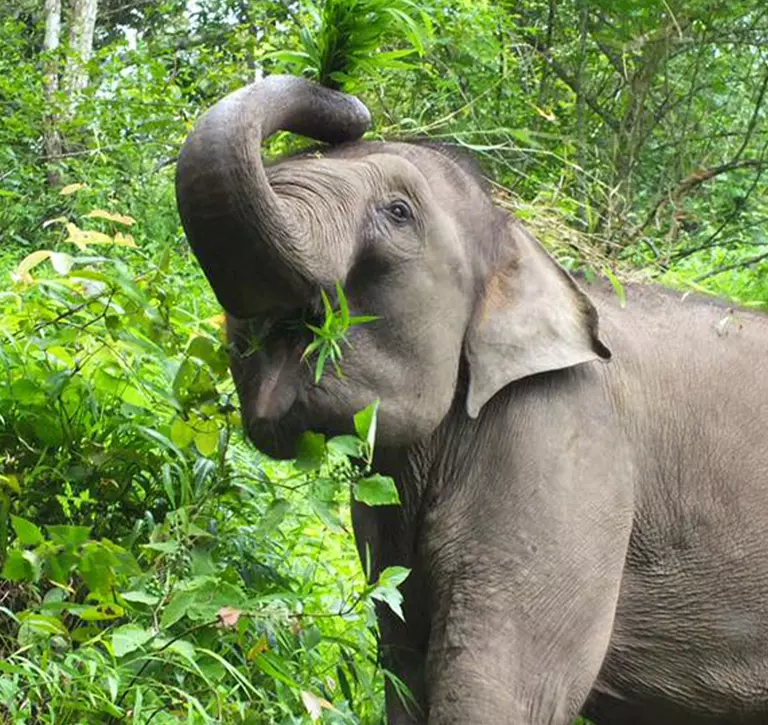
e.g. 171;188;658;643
175;75;611;459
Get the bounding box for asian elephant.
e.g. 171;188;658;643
174;75;768;725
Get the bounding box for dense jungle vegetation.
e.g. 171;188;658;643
0;0;766;722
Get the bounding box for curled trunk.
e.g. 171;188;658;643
175;75;371;318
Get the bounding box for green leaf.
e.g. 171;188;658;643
336;281;350;328
354;400;380;452
10;515;43;546
170;417;194;448
160;589;196;629
349;314;379;325
604;267;627;309
78;541;123;595
2;549;37;582
309;497;344;532
142;540;180;555
194;418;219;457
47;525;91;548
187;335;228;375
157;637;196;661
255;499;291;538
112;624;154;657
328;435;365;458
120;384;152;409
353;474;400;506
121;590;160;606
370;566;411;621
295;431;326;471
253;650;302;689
74;603;124;621
378;565;410;590
17;612;68;641
320;288;334;324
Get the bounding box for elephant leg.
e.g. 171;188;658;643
422;574;623;725
421;461;633;721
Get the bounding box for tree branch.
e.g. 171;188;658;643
523;35;620;131
631;158;766;240
672;153;768;263
732;67;768;163
694;250;768;282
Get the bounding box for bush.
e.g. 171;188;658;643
0;199;406;723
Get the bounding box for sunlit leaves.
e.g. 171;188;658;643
84;209;136;226
301;281;379;383
301;689;339;720
354;399;379;457
60;183;85;195
353;473;400;506
111;624;154;657
368;566;410;621
66;222;137;251
271;0;433;91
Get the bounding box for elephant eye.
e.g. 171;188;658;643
385;199;413;224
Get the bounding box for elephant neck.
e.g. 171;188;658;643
372;366;479;528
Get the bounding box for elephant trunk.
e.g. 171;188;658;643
174;75;372;318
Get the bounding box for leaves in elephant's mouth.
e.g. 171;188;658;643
232;310;312;360
302;282;379;384
228;286;377;383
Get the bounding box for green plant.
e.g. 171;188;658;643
269;0;432;91
302;282;379;384
0;206;405;722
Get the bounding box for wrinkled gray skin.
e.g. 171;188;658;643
175;75;768;725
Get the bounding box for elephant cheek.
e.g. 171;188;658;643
242;339;302;423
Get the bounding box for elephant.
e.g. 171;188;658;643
174;75;768;725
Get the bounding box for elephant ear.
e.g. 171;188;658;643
464;219;611;418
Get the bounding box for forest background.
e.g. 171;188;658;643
0;0;767;722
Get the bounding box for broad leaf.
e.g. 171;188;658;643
112;624;154;657
353;400;380;452
354;474;400;506
10;515;43;546
295;432;326;471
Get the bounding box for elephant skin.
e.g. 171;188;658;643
174;75;768;725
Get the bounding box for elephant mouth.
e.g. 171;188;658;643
230;302;334;460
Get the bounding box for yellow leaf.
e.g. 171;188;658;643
113;232;137;247
193;418;219;457
85;209;136;226
60;183;85;195
42;216;69;229
530;103;556;122
46;346;75;368
204;314;226;329
300;691;338;721
65;223;117;250
14;250;53;283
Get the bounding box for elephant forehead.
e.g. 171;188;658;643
267;155;433;204
266;155;380;187
269;141;485;198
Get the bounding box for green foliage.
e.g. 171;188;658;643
2;0;768;721
0;207;404;722
302;283;379;384
270;0;432;91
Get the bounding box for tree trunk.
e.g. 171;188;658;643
575;0;589;230
42;0;62;186
536;0;558;109
63;0;99;102
606;16;689;239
